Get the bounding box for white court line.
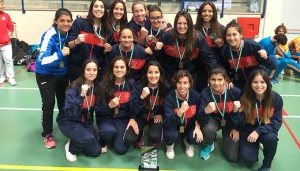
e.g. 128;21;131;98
283;116;300;118
281;95;300;97
0;87;38;90
0;107;58;111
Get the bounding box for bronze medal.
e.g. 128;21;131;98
179;126;185;133
152;36;157;43
59;61;64;68
179;61;183;69
221;118;226;127
234;73;239;81
114;107;119;115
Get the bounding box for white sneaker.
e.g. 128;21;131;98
8;78;17;86
65;140;77;162
259;143;264;150
183;137;194;157
101;146;108;153
166;143;175;159
0;76;5;84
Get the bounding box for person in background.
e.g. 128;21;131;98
108;0;128;45
130;61;170;148
258;32;288;83
197;65;242;162
128;0;151;45
35;8;73;149
163;70;203;160
67;0;112;82
57;59;101;162
222;19;276;91
239;69;283;171
96;56;138;155
0;0;17;86
194;1;226;92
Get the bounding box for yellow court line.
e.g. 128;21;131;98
0;165;174;171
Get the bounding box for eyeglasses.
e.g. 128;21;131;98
150;16;162;21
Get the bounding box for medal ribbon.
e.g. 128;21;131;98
147;87;159;122
84;84;94;119
176;39;186;64
119;44;135;67
175;89;189;126
210;87;227;118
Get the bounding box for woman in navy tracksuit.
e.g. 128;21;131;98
239;69;283;171
160;10;217;87
57;59;101;162
129;61;170;148
107;27;148;81
197;65;243;162
163;70;203;160
67;0;113;81
35;8;72;149
95;56;138;155
108;0;128;45
221;19;276;91
194;2;227;92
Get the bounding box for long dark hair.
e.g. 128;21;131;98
172;10;199;61
97;56;129;105
87;0;111;37
52;8;73;27
139;61;168;108
240;69;273;125
68;59;99;89
108;0;128;30
195;2;222;38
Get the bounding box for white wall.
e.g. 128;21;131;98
7;0;285;44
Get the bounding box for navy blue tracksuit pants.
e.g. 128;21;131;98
97;116;138;155
58;120;101;157
239;131;278;168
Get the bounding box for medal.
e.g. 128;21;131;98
221;118;226;127
179;126;185;133
179;61;183;69
234;73;239;81
152;36;157;43
114;107;119;115
59;61;64;68
102;38;107;44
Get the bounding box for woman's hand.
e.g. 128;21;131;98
193;121;203;143
126;119;139;135
230;129;240;142
154;115;163;123
204;102;216;114
104;43;112;53
258;49;268;59
140;87;150;99
81;84;88;97
109;97;119;108
247;130;259;143
62;47;70;56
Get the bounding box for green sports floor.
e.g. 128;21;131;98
0;66;299;171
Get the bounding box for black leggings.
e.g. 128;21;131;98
136;118;162;144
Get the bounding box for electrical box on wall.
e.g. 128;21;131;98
237;17;260;39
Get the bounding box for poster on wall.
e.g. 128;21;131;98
184;0;232;12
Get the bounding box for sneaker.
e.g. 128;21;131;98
44;134;56;149
101;146;108;153
259;143;264;150
0;76;5;84
8;78;17;86
258;167;271;171
166;143;175;160
200;143;215;160
65;140;77;162
270;78;279;84
183;137;194;157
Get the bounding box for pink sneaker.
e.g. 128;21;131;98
44;134;56;149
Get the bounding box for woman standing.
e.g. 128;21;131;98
160;10;217;84
239;69;283;171
221;19;276;90
163;70;203;159
197;65;242;161
107;27;148;81
108;0;128;45
35;8;72;149
96;56;138;155
130;61;170;148
67;0;112;81
57;59;101;162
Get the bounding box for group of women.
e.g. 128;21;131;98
34;1;282;171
